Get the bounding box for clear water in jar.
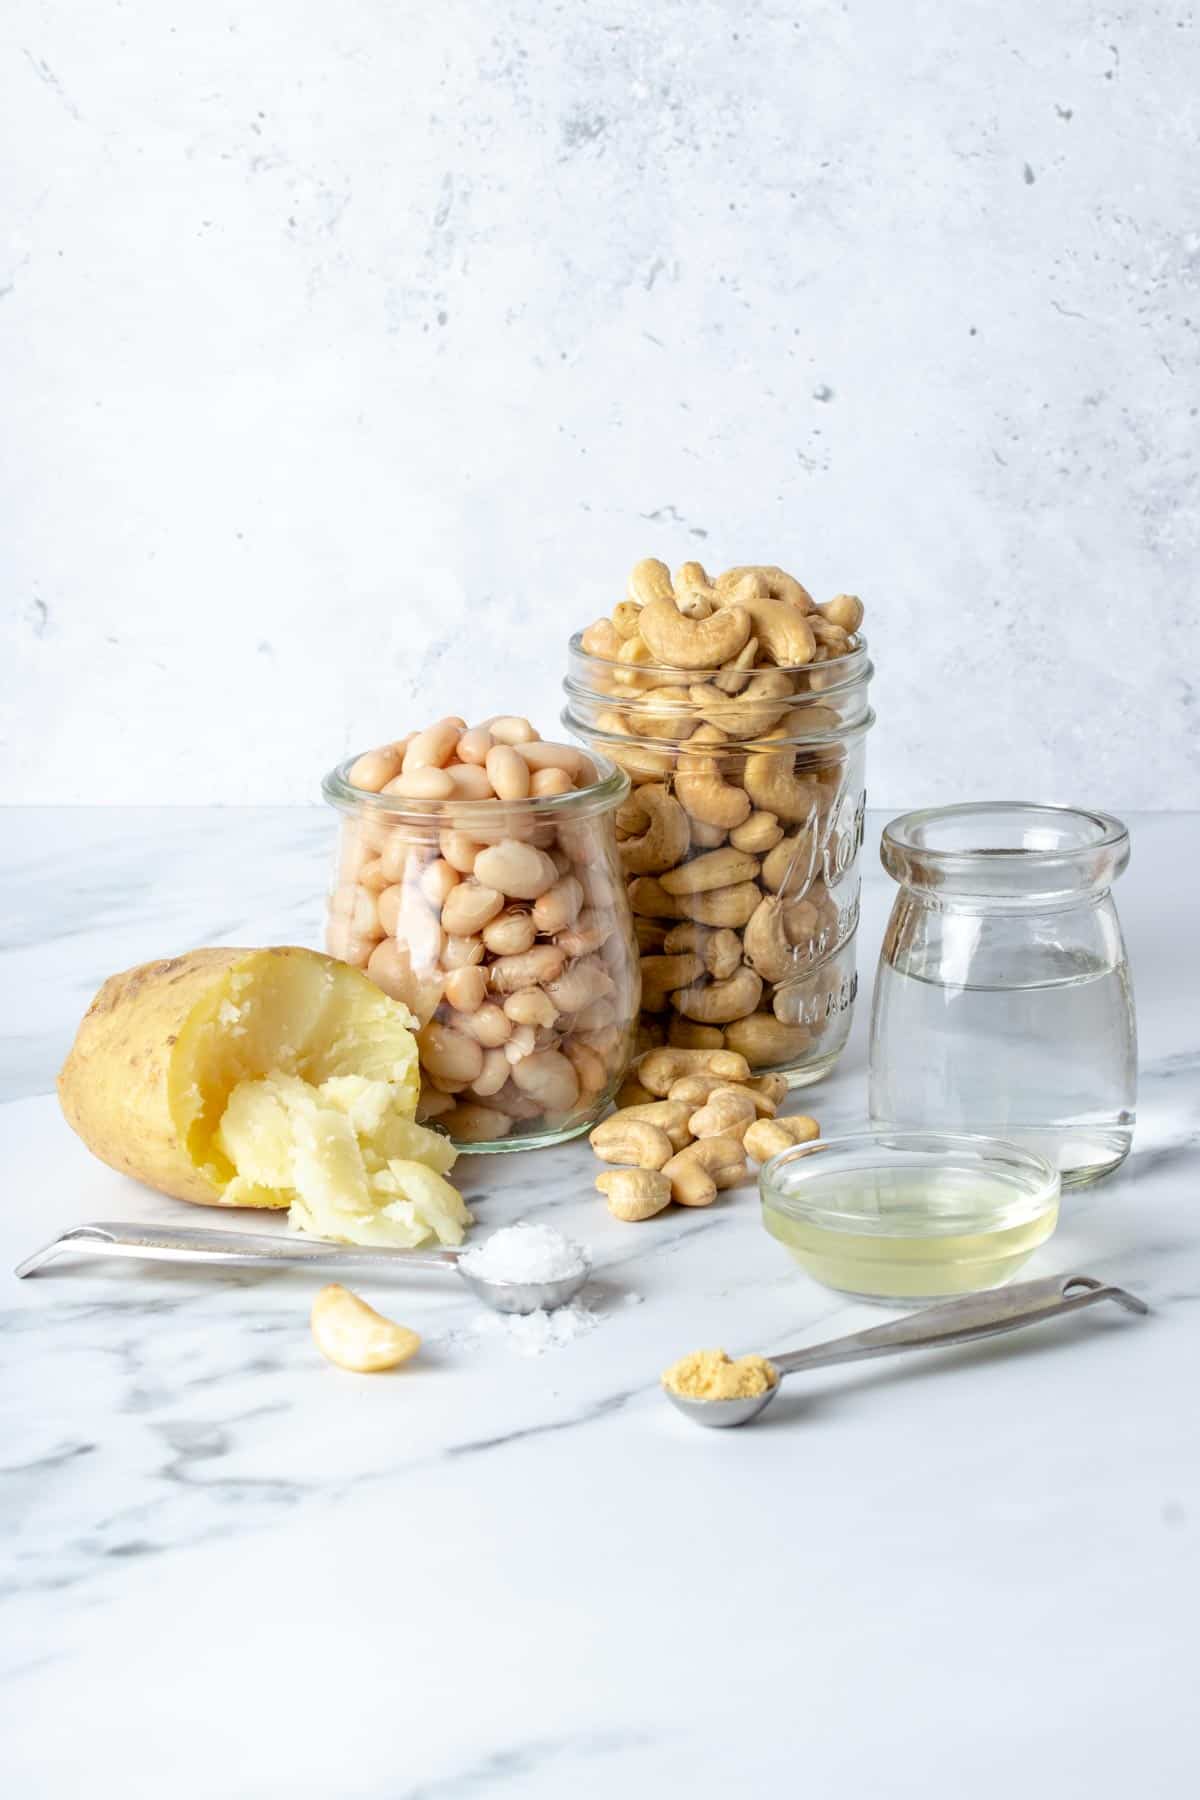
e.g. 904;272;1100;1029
869;958;1136;1187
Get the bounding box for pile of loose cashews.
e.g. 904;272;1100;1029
591;1046;821;1222
327;716;638;1145
569;557;868;1076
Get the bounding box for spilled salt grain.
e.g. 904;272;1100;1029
459;1222;589;1286
495;1300;599;1358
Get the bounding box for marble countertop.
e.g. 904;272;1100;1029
2;810;1198;1798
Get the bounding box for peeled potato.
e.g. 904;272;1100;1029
57;946;471;1249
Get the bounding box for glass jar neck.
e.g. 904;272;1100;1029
881;804;1129;907
562;634;874;750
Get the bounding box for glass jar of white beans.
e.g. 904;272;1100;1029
322;729;639;1152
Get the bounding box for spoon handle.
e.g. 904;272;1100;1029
14;1221;463;1279
770;1273;1148;1378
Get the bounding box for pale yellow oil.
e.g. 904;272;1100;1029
762;1168;1059;1301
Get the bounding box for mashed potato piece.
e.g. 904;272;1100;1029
216;1073;470;1249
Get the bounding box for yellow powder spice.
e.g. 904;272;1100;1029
662;1347;779;1401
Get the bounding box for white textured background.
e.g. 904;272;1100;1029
2;2;1198;807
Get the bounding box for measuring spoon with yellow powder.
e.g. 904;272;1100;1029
662;1272;1147;1429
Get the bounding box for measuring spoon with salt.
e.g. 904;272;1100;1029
15;1221;592;1316
665;1273;1148;1429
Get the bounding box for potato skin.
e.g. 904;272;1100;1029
58;947;259;1205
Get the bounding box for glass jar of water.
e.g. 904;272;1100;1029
868;804;1136;1187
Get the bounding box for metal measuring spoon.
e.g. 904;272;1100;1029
15;1221;591;1316
665;1273;1148;1429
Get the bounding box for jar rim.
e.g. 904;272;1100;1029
880;802;1130;901
566;628;871;686
322;747;630;822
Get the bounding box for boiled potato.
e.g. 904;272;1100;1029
57;946;470;1248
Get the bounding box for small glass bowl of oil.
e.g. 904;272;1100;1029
759;1130;1061;1303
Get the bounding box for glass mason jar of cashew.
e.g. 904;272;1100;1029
322;744;640;1152
563;563;874;1085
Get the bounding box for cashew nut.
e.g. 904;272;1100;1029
743;742;822;826
639;952;705;1011
589;1116;674;1170
683;1133;752;1189
687;1085;758;1140
675;725;752;830
743;1114;821;1162
660;1147;718;1208
614;1074;656;1108
616;785;691;874
716;564;814;613
730;811;784;853
819;593;863;634
743;895;799;984
723;1013;812;1068
667;1018;725;1049
677;882;761;929
638;1047;752;1096
628;876;683;919
582;617;623;659
604;1099;693;1150
761;829;818;893
662;922;743;980
628;557;675;607
713;578;815;668
612;599;644;639
638;598;752;671
311;1285;421;1374
672;967;763;1024
596;1166;672;1221
660;847;759;896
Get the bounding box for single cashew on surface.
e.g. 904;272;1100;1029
333;714;636;1141
311;1284;422;1374
596;1166;672;1221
